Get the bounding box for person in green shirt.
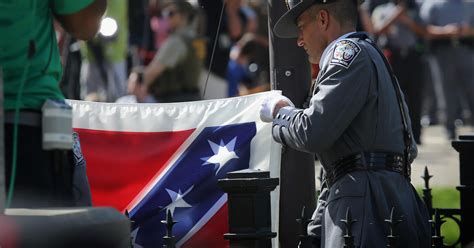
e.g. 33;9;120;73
0;0;106;207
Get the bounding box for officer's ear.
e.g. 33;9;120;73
316;9;330;31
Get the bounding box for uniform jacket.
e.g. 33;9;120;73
272;32;430;247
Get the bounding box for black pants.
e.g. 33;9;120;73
4;123;75;208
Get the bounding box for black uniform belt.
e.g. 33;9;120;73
4;111;41;127
325;152;409;187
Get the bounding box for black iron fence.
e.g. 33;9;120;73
422;166;462;248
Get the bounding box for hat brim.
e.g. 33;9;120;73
273;0;315;38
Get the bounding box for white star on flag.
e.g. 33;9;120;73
163;186;193;216
201;137;239;175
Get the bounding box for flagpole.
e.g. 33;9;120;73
267;2;316;247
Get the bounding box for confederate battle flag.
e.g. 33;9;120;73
68;92;281;247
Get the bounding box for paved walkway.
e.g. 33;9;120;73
411;125;472;187
315;125;473;188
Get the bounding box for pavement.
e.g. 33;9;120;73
315;125;473;188
411;125;472;187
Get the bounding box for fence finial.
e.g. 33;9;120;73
297;206;313;248
385;207;403;248
162;210;177;248
421;166;433;189
341;207;357;248
421;166;433;214
430;209;445;248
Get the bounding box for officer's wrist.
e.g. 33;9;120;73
273;100;291;117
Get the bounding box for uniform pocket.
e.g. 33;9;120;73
326;171;367;203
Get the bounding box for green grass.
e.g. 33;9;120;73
417;187;461;247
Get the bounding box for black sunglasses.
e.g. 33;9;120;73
162;9;177;18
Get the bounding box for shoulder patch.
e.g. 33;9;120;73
329;39;361;69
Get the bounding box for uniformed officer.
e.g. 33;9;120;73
259;0;431;247
420;0;474;140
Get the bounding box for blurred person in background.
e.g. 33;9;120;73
128;0;155;68
81;0;128;102
198;0;257;87
143;0;202;103
146;0;170;65
1;0;106;207
226;33;269;97
420;0;474;139
370;0;427;144
116;66;157;103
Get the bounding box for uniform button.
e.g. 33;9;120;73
335;189;339;194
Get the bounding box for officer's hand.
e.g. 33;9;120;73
259;94;294;122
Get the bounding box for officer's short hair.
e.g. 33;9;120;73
308;0;358;28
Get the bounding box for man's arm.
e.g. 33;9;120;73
55;0;107;41
425;24;461;39
143;36;187;87
371;5;405;36
272;43;373;153
461;23;474;37
397;12;427;37
144;61;167;87
226;0;243;40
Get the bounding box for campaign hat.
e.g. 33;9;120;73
274;0;363;38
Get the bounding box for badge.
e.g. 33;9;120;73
329;39;361;69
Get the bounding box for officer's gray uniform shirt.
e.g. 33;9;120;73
272;33;430;247
273;33;417;167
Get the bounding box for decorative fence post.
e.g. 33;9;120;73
340;207;357;248
296;206;313;248
452;134;474;246
161;210;177;248
218;169;279;248
430;209;445;248
421;166;433;214
124;210;135;247
385;207;402;248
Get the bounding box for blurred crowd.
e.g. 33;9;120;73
57;0;270;105
56;0;474;142
359;0;474;142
